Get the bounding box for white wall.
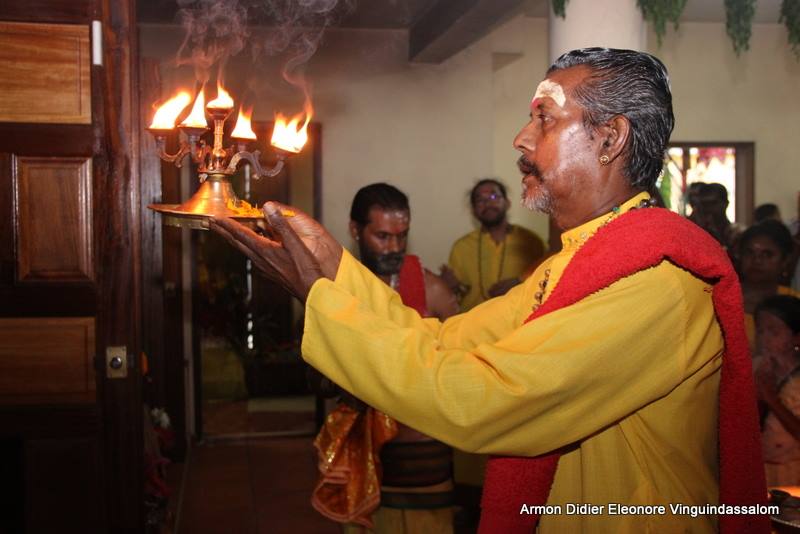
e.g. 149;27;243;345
483;15;800;236
306;29;496;267
487;16;551;240
652;21;800;221
140;14;799;269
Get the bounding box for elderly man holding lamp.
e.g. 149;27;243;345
210;48;768;533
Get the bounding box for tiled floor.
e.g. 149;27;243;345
203;396;317;436
175;436;340;534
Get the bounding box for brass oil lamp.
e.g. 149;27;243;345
146;83;309;229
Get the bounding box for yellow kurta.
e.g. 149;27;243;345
302;193;723;533
448;224;546;311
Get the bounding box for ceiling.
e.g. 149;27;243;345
521;0;783;23
138;0;787;64
137;0;435;28
139;0;787;27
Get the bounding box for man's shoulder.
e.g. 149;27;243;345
452;229;481;249
422;267;447;288
510;225;545;244
555;207;730;308
404;255;449;295
579;261;712;320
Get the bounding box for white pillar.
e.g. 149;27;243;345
548;0;646;63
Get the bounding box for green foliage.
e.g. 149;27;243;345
551;0;798;58
637;0;688;46
782;0;800;58
552;0;568;18
658;165;672;210
724;0;756;55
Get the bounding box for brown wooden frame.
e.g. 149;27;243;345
0;0;144;531
667;141;755;226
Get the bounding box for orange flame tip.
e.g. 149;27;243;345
231;107;257;140
270;112;311;153
149;92;191;129
179;90;207;128
207;82;234;110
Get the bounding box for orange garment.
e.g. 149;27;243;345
311;406;398;527
311;255;428;528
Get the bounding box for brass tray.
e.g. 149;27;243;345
149;203;265;230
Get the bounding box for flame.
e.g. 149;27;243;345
179;89;207;128
230;107;257;140
271;105;311;153
207;82;234;110
149;92;191;129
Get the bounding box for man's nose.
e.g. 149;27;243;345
513;123;534;153
387;237;403;253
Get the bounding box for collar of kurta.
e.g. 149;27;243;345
479;204;769;534
559;191;650;251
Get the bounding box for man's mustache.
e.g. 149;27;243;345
377;252;404;266
517;156;541;179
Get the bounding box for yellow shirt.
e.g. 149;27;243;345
448;224;545;311
302;193;723;533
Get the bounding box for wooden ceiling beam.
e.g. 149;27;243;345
409;0;525;63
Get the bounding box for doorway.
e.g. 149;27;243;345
193;124;322;440
660;142;755;225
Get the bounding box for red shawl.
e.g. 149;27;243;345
479;207;769;533
398;254;427;316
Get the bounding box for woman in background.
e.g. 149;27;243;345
738;220;799;347
754;295;800;486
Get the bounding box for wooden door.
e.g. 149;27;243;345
0;1;143;533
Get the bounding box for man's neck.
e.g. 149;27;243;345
555;188;641;231
482;220;510;244
376;272;399;287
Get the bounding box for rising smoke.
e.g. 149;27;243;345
174;0;354;111
175;0;250;85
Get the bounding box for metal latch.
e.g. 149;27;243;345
106;346;127;379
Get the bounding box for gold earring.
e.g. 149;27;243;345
599;155;610;165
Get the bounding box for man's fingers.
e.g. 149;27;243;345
208;219;262;261
209;218;279;260
211;216;274;252
262;201;305;219
263;202;310;257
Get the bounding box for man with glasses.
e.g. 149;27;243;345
441;178;546;311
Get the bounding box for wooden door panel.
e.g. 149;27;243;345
0;1;92;25
0;22;91;124
25;437;100;533
0;317;95;402
0;1;142;531
0;153;96;317
14;156;94;283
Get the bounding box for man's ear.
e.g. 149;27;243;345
349;221;360;241
598;115;631;164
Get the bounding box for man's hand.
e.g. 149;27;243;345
439;264;462;291
259;202;343;281
488;277;521;298
208;202;342;301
